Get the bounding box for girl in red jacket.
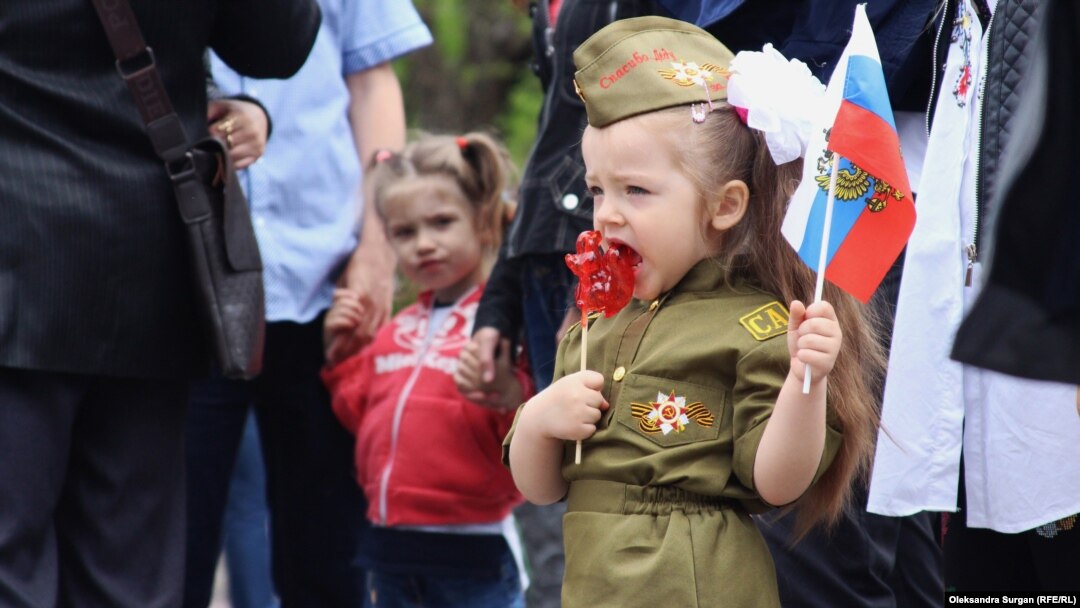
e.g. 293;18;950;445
322;132;532;608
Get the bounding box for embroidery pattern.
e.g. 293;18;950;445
1035;514;1077;539
657;61;729;88
950;3;975;107
631;390;714;435
738;302;789;341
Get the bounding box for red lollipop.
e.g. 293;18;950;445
564;231;636;328
564;230;638;464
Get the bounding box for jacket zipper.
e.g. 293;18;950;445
375;285;481;524
925;0;950;138
968;9;994;286
377;326;433;524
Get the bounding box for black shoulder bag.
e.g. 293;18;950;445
90;0;265;379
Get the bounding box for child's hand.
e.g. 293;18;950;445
786;300;842;385
455;333;523;410
323;288;366;366
523;371;608;442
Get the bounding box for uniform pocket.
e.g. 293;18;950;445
615;373;724;448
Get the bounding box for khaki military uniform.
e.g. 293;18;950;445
504;260;843;607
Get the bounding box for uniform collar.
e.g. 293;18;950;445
669;258;729;295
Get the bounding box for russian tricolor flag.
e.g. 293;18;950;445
782;4;915;303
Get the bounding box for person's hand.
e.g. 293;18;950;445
786;300;842;385
456;332;522;410
459;327;502;387
323;288;366;366
522;371;608;442
208;99;268;169
341;267;392;350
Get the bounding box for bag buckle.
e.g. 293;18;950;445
115;46;157;81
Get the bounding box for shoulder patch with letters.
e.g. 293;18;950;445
738;302;789;341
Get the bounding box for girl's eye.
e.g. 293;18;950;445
627;185;648;196
587;185;603;197
431;215;456;228
390;226;415;239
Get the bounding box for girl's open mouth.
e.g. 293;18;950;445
608;242;642;270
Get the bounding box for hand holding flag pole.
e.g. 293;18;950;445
803;154;841;394
780;3;916;395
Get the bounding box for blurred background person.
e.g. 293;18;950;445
0;1;318;606
182;1;432;606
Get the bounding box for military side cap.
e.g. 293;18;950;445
573;16;735;128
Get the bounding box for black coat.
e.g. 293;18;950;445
951;0;1080;384
0;0;319;378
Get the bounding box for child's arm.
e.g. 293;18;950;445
321;343;372;436
323;288;366;366
753;300;841;506
509;370;608;504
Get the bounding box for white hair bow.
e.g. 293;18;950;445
727;44;826;165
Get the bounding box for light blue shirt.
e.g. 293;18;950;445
211;0;432;323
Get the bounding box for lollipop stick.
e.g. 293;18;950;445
575;312;587;464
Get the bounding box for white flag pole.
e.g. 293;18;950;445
804;153;840;394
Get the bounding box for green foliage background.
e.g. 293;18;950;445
388;1;542;307
394;0;542;167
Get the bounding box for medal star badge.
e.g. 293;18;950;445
631;390;715;435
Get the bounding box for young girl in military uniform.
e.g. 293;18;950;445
504;16;885;607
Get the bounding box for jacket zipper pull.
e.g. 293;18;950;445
965;243;978;286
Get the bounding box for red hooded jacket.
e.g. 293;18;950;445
322;285;528;527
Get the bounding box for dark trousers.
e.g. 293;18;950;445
759;486;943;608
0;367;188;608
183;317;369;608
944;465;1080;591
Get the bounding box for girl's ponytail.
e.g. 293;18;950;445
453;133;516;252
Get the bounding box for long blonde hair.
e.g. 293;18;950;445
647;105;885;535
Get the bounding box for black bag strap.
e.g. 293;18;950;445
89;0;191;166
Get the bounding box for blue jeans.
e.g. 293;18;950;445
517;254;574;608
223;413;278;608
184;317;369;608
367;549;523;608
520;254;575;391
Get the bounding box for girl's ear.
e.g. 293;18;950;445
707;179;749;232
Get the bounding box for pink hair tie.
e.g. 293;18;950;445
455;136;468;151
733;106;749;125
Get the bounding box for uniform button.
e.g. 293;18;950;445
561;193;579;210
648;300;659;311
613;366;626;381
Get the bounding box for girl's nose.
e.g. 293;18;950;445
415;229;436;253
593;196;624;228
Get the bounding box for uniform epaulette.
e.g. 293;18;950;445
737;301;789;341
